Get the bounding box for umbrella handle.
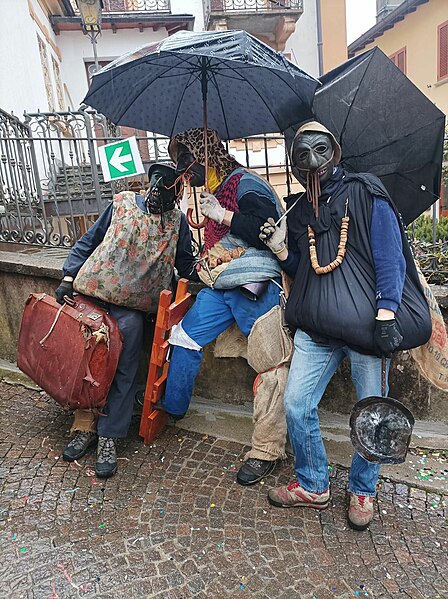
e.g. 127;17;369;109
187;208;208;230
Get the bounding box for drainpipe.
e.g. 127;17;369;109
315;0;324;77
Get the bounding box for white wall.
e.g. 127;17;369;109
57;27;170;110
0;0;58;116
171;0;204;31
57;1;204;110
285;0;319;78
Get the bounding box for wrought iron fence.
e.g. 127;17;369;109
0;107;292;250
0;108;171;247
1;105;446;284
0;109;46;245
69;0;171;13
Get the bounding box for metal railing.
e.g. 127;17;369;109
1;105;446;285
69;0;171;14
204;0;303;20
203;0;303;29
208;0;302;11
0;108;170;247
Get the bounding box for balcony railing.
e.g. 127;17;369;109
70;0;171;14
205;0;302;15
204;0;303;27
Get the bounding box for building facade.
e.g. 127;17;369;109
349;0;447;118
348;0;447;215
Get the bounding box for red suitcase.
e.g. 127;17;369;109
17;293;123;410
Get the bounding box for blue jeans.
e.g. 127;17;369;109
284;329;390;497
161;282;280;416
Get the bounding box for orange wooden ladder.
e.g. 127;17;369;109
139;278;192;444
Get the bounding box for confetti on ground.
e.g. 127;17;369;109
19;547;27;553
99;523;105;529
131;537;144;545
56;564;90;591
46;582;58;599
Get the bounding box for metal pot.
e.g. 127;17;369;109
349;358;415;464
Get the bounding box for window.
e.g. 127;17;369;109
389;47;406;74
438;21;448;81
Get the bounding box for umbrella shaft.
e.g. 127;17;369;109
201;56;209;193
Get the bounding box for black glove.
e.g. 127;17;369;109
374;319;403;358
55;279;74;305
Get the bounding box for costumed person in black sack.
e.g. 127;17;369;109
154;128;291;485
259;121;431;530
55;163;198;478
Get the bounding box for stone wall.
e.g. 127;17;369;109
1;248;447;423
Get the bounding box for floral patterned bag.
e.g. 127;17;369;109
74;192;181;312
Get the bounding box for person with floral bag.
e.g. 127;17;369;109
55;163;198;478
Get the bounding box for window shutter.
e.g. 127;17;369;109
389;48;406;74
397;49;406;74
439;22;448;80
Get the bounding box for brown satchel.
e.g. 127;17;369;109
17;293;123;410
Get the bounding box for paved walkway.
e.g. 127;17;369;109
1;382;447;599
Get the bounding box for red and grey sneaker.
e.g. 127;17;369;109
268;481;330;509
347;493;375;531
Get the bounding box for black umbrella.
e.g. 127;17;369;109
286;47;446;225
83;29;318;141
84;29;318;228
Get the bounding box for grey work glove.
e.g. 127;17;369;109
199;192;226;224
374;318;403;358
259;217;287;254
55;279;74;305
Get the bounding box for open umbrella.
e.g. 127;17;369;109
84;29;318;141
83;29;318;206
285;47;445;225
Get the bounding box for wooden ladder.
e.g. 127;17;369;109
139;278;191;444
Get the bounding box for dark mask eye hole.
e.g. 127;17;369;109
314;144;330;154
297;151;309;162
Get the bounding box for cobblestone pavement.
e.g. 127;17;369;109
1;382;447;599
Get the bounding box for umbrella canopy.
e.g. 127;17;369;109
83;29;319;140
285;47;446;225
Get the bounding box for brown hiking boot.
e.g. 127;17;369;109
268;481;330;509
347;493;375;531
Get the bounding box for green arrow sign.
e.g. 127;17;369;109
98;136;145;182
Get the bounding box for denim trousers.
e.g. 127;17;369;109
284;329;390;497
97;305;144;438
161;283;280;416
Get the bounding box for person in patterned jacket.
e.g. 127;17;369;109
55;163;198;478
154;128;290;486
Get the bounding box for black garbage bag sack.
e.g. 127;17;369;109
285;171;432;354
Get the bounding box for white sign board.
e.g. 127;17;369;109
98;136;145;182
